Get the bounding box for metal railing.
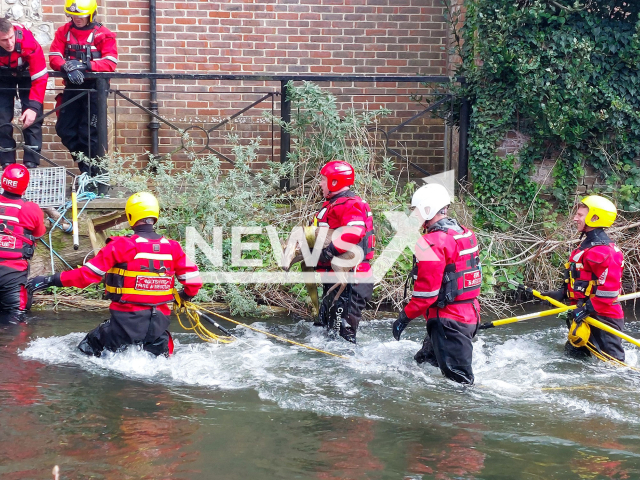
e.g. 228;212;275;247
2;72;469;181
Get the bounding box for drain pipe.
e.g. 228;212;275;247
149;0;159;158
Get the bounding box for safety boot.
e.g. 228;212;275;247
97;182;110;196
414;335;438;366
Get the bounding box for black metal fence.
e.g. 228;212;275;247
5;72;470;181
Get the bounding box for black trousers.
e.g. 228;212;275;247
318;281;373;343
55;84;103;175
565;315;625;362
0;264;29;324
77;307;172;357
415;315;479;385
0;77;43;165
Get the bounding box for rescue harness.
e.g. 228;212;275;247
104;234;176;306
0;199;36;260
406;219;482;308
63;23;103;63
0;28;28;74
565;229;622;301
313;192;376;267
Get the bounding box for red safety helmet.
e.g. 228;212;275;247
1;164;30;195
320;160;355;192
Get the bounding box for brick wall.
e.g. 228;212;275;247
39;0;455;179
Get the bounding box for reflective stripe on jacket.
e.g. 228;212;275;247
104;234;176;306
405;218;481;324
313;190;375;273
0;198;35;261
566;228;624;319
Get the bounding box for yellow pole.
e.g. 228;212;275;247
71;183;79;251
482;291;640;329
481;305;571;329
527;286;640;350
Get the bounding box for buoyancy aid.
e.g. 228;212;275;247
355;200;375;261
430;219;482;308
0;199;35;260
313;191;375;261
0;27;27;72
63;22;104;62
565;228;623;302
104;234;176;306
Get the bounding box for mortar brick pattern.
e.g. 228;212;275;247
38;0;452;177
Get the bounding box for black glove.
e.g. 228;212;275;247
62;60;87;85
541;287;567;303
318;242;340;264
173;289;193;311
568;299;593;325
515;286;534;303
27;273;62;293
392;309;412;341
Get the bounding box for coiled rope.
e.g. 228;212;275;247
180;300;350;360
174;304;235;344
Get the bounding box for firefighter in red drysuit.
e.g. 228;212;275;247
392;183;481;385
28;192;202;356
314;160;375;344
0;18;48;169
0;164;45;323
541;195;625;361
49;0;117;193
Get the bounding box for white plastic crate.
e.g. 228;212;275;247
22;167;67;207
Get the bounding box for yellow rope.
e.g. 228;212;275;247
175;307;235;344
583;341;640;371
522;285;640;371
540;385;632;392
187;301;350;360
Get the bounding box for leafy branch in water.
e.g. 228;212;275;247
104;81;414;316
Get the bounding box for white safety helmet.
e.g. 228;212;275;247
411;183;451;221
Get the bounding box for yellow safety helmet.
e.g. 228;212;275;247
580;195;617;228
568;320;591;348
125;192;159;227
65;0;97;20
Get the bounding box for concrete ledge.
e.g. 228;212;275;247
78;197;127;209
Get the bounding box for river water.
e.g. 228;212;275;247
3;306;640;479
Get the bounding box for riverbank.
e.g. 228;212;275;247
30;293;291;315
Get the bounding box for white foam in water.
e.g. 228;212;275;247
20;319;640;424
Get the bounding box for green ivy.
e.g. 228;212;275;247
450;0;640;222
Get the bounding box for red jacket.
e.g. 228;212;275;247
566;229;624;319
0;193;47;272
404;219;480;324
0;193;46;272
60;232;202;315
313;190;375;275
0;25;48;107
49;22;117;76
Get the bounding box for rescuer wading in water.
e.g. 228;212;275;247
28;192;203;356
542;195;625;361
392;184;482;385
0;164;45;323
313;160;375;344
